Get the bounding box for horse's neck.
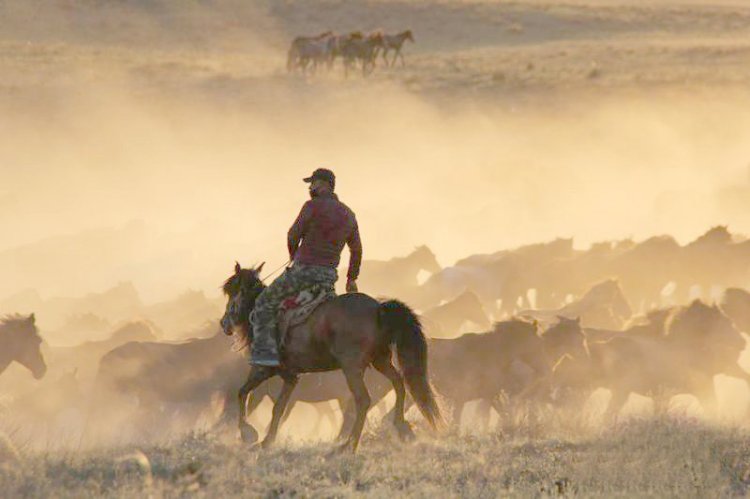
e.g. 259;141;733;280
0;330;16;370
403;252;429;274
393;32;409;44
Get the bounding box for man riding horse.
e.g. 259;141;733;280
251;168;362;367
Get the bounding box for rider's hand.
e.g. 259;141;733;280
346;279;358;293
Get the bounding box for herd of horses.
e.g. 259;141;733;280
2;226;750;452
287;29;415;76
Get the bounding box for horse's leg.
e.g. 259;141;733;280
279;398;297;426
238;367;273;443
396;48;405;67
315;402;338;437
335;397;354;441
603;389;628;427
339;366;371;452
261;374;299;449
373;355;414;441
452;399;466;428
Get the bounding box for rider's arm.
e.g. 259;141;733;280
288;201;313;259
346;218;362;282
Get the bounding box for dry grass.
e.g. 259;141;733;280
2;420;750;497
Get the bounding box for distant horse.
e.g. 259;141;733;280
721;287;750;334
520;279;632;330
338;32;384;77
584;307;672;342
421;289;491;337
380;30;415;67
357;245;441;298
45;320;158;382
0;314;46;380
221;262;441;452
287;31;334;73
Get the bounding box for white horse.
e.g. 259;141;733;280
287;31;335;74
380;30;415;67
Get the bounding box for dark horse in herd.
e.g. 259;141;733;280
220;262;441;452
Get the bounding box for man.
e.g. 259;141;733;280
251;168;362;367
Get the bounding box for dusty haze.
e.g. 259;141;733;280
3;0;750;306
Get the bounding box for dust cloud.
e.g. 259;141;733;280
3;60;750;302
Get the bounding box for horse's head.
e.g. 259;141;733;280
404;30;415;43
220;261;266;337
456;290;491;329
2;313;46;379
667;300;743;353
544;316;586;361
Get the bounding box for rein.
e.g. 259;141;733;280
261;260;292;282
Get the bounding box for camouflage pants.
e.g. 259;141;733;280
251;263;337;359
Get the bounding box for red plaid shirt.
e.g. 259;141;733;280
287;193;362;280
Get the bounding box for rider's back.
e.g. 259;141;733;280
289;193;360;272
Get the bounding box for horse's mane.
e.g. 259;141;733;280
688;225;732;247
0;314;29;328
0;314;37;336
664;299;722;338
492;316;537;330
222;267;263;296
222;273;241;296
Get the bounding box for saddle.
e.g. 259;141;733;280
277;284;336;346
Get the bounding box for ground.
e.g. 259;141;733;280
2;421;750;497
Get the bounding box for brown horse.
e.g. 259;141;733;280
220;262;441;452
721;287;750;334
421;289;491;337
0;314;46;380
581;300;747;422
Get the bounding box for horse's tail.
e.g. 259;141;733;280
378;300;442;429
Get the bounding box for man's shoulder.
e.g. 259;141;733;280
335;198;357;221
314;195;356;218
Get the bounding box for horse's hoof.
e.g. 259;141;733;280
239;423;259;444
396;422;416;442
260;438;274;450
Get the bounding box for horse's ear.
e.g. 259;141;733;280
256;262;265;275
234;261;241;274
28;313;35;325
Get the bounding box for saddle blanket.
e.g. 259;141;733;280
277;284;336;345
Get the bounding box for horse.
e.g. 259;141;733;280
338;32;384;77
396;317;586;427
356;245;441;299
380;30;415;67
287;31;334;73
721;287;750;334
220;262;441;452
421;289;491;337
0;314;46;380
520;278;633;330
44;320;158;382
89;325;240;440
581;300;748;422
